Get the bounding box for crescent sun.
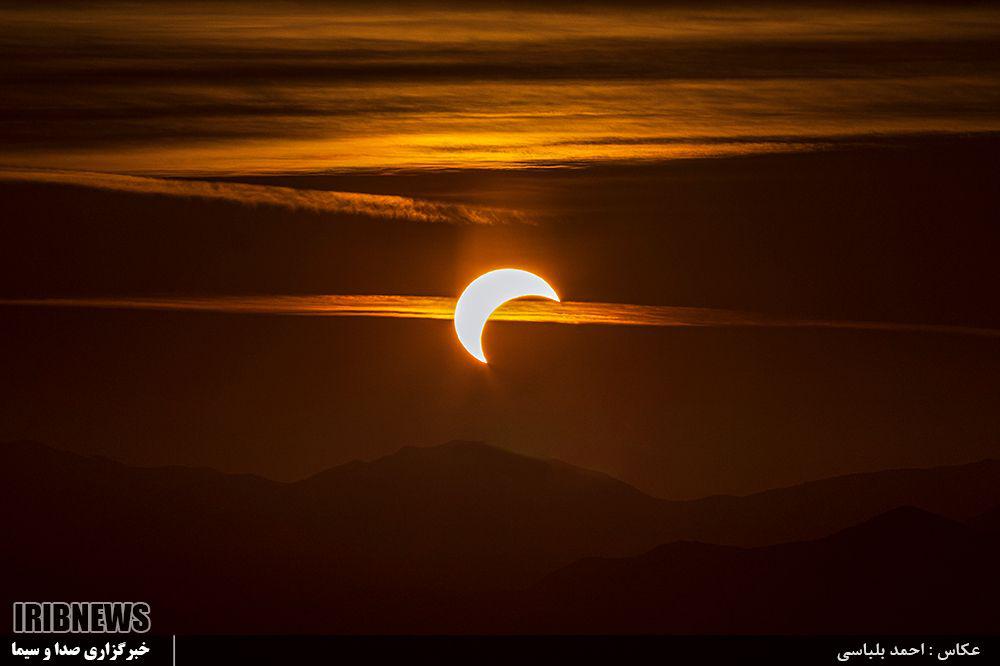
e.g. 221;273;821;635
454;268;560;363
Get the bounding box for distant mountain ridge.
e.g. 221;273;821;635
2;440;998;633
523;506;1000;634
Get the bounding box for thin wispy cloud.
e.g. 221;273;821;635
3;295;998;339
0;170;527;225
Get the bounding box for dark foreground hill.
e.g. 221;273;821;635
2;440;998;633
520;507;1000;634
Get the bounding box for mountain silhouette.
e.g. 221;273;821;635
523;506;1000;634
969;504;1000;532
2;440;999;633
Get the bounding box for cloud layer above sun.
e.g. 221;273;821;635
2;2;998;174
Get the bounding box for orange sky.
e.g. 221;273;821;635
2;3;999;174
2;2;1000;498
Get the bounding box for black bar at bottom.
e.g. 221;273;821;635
8;635;994;665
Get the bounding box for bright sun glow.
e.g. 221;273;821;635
454;269;560;363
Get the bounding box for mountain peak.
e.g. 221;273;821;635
833;504;972;542
300;439;654;508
